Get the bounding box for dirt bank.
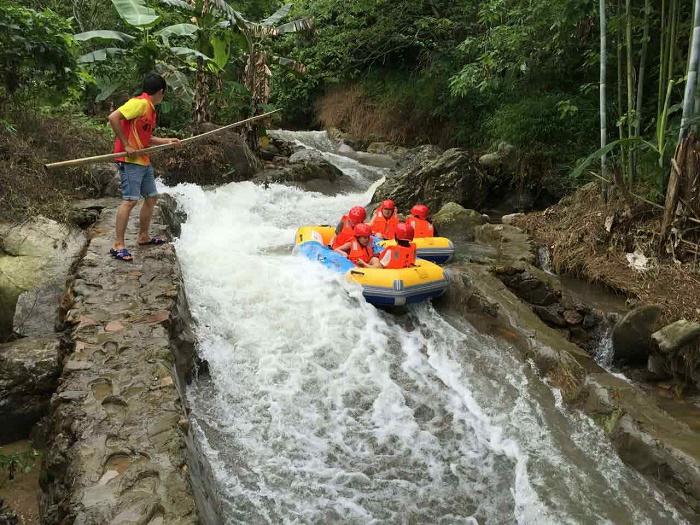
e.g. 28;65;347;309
514;183;700;323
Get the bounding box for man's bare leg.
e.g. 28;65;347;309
113;200;138;251
137;196;158;244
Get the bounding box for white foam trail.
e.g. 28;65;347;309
171;131;686;524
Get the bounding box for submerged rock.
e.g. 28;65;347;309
372;148;491;212
611;304;665;365
0;336;60;444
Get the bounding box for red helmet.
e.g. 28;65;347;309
395;222;414;241
353;223;372;238
410;204;429;220
348;206;367;223
382;199;396;210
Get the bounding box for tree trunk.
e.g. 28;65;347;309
617;0;627;182
600;0;609;199
193;59;211;124
679;0;700;141
635;0;650;139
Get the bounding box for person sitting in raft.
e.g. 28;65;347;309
406;204;437;238
335;223;380;268
331;206;367;249
377;223;417;269
369;199;399;239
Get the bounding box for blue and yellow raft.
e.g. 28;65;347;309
293;226;450;306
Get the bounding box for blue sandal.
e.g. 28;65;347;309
111;248;133;262
138;237;166;246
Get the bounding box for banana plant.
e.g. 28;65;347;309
74;0;211;103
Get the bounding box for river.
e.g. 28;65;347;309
169;131;685;524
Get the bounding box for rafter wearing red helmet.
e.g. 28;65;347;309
406;204;436;238
369;199;399;240
331;206;367;249
378;222;417;269
334;222;380;267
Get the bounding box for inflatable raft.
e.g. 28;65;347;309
295;225;455;264
294;226;449;306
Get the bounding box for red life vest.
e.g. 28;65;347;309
379;243;416;269
406;216;434;238
370;209;399;239
347;239;373;265
114;93;157;165
331;215;356;249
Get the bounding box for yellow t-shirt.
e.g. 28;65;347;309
114;95;156;166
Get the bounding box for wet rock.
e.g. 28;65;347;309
89;164;121;198
366;142;409;158
372;148;491;212
0;336;60;444
40;204;198;524
0;216;87;339
495;264;560;306
474;224;535;264
160;126;261;185
289;148;324;163
253;158;352;195
611;304;665;365
12;284;62;337
478;141;516;168
651;320;700;354
501;213;524;225
532;304;567;327
432;203;485;240
563;310;584;326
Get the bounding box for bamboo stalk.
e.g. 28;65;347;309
625;0;635;183
658;0;667;124
45;110;281;169
679;0;700;141
635;0;650;139
600;0;609;199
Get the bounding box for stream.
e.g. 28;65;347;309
170;131;685;524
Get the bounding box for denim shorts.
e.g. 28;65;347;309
117;162;158;201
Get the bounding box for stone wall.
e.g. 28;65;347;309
38;200;202;524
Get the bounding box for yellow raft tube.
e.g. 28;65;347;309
293;226;449;306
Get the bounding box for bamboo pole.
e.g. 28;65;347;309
679;0;700;141
625;0;635;184
635;0;650;140
44;109;281;170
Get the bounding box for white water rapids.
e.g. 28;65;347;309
170;131;685;524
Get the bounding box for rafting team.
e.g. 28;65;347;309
331;201;435;269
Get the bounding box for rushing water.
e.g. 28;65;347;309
171;131;685;524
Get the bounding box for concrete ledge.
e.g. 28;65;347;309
39;202;199;524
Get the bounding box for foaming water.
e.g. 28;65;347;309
172;133;685;524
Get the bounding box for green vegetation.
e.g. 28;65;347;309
1;0;699;206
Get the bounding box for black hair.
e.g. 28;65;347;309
142;73;167;95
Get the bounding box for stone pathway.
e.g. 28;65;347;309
41;200;197;524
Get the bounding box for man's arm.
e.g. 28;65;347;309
107;110;135;155
150;136;181;146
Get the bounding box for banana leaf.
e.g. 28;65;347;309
159;0;192;9
276;17;314;35
272;56;306;74
262;4;291;26
111;0;159;27
170;46;211;61
156;23;199;45
74;30;135;43
77;48;126;64
95;80;122;102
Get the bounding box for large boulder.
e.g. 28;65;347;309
372;148;492;213
432;202;486;240
160;125;261;185
252;157;353;195
611;305;665;365
0;336;60;444
651;320;700;353
0;217;86;339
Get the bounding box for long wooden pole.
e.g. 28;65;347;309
45;109;281;169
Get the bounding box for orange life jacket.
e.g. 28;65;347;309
370;209;399;239
379;243;416;269
331;216;356;249
114;93;157;165
406;216;435;238
347;239;374;265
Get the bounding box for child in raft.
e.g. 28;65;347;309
336;223;417;269
369;199;399;239
331;206;367;249
406;204;437;238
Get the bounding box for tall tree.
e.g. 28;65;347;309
600;0;609;199
679;0;700;140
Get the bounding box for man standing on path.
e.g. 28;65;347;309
108;73;181;262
